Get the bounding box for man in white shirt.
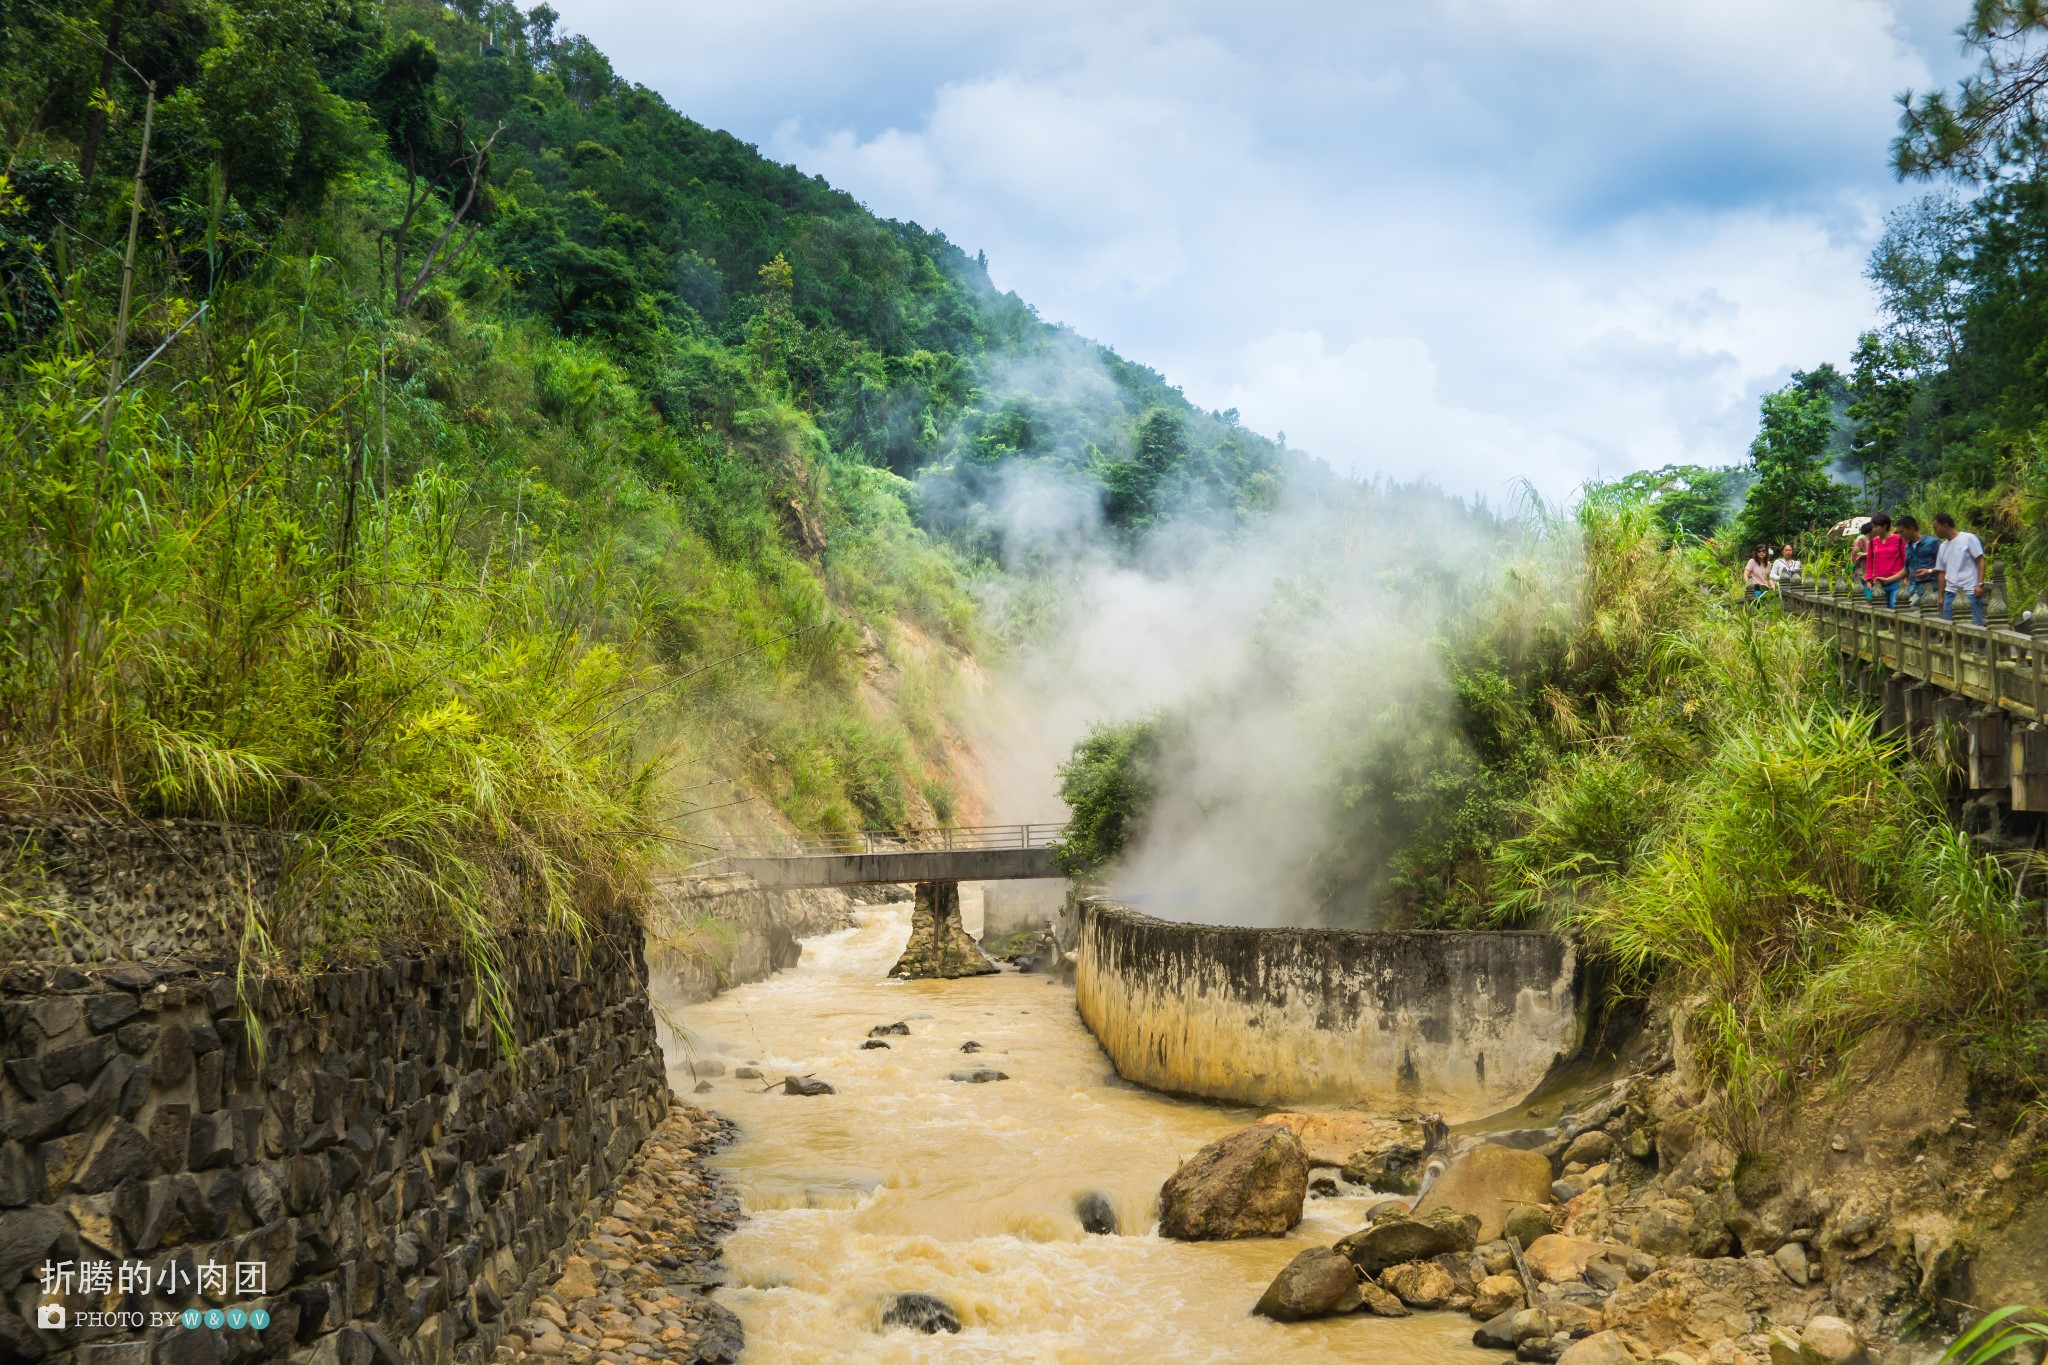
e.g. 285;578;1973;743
1932;512;1989;626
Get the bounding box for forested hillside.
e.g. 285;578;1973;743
0;0;1289;962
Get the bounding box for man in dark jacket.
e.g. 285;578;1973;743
1898;515;1940;607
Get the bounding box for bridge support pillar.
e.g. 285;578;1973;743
1933;696;1973;779
2013;723;2048;813
889;881;998;980
1904;682;1941;750
1969;707;2012;791
1881;674;1909;737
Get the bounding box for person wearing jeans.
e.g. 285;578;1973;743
1862;513;1907;607
1932;512;1989;626
1899;515;1940;606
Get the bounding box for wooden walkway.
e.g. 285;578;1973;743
1779;577;2047;810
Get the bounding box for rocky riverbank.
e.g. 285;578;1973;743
497;1107;743;1364
1162;1020;2048;1364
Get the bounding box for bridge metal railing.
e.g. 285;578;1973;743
1779;573;2046;722
716;822;1068;859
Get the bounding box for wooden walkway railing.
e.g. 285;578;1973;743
1779;574;2046;724
1780;573;2048;813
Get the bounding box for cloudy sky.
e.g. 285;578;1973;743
551;0;1975;503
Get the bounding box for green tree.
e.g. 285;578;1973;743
1099;408;1187;527
1733;383;1855;552
1596;464;1740;539
1847;331;1919;508
1051;718;1164;876
1895;1;2048;181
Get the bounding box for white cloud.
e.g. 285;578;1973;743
552;0;1976;500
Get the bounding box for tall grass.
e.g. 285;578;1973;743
0;322;663;1044
0;131;990;1051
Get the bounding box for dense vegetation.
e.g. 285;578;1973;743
0;0;1289;991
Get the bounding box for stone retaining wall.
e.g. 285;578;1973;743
1074;901;1585;1120
1;904;667;1365
0;819;283;966
646;873;883;1003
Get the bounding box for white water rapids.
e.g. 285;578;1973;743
664;903;1498;1363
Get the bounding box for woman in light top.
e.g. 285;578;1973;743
1743;544;1774;600
1769;543;1801;586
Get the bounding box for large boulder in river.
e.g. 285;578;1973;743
1255;1112;1423;1169
1158;1126;1307;1240
1253;1248;1362;1321
1416;1142;1555;1241
1335;1206;1478;1276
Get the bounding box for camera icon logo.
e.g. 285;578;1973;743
35;1303;64;1330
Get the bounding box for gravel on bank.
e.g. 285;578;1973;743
497;1104;744;1364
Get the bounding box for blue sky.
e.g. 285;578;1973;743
550;0;1977;503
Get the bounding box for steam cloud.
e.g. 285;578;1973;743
947;349;1517;929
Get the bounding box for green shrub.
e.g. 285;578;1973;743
1053;718;1166;876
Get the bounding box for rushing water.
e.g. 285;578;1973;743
666;904;1497;1364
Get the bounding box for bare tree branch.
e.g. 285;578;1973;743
390;121;502;312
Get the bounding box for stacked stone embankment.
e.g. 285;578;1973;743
0;819;677;1365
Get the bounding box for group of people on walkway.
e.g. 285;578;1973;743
1743;512;1990;624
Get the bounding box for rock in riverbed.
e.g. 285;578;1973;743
1522;1233;1631;1284
948;1068;1008;1083
1380;1259;1457;1309
1075;1191;1118;1235
1556;1330;1637;1365
1505;1201;1555;1248
783;1076;835;1096
1158;1125;1308;1240
1416;1141;1556;1241
1335;1206;1478;1276
1472;1272;1525;1318
501;1108;741;1365
1256;1112;1424;1169
881;1293;960;1334
1357;1277;1411;1317
1474;1308;1519;1349
1254;1248;1363;1321
861;1039;890;1050
868;1022;910;1037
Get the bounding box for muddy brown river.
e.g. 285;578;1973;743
667;903;1497;1363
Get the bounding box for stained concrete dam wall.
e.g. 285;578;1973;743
1074;901;1585;1120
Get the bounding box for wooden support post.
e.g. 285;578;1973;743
1969;707;2011;792
2013;723;2048;813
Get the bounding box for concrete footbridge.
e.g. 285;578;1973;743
715;822;1066;888
713;823;1067;979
